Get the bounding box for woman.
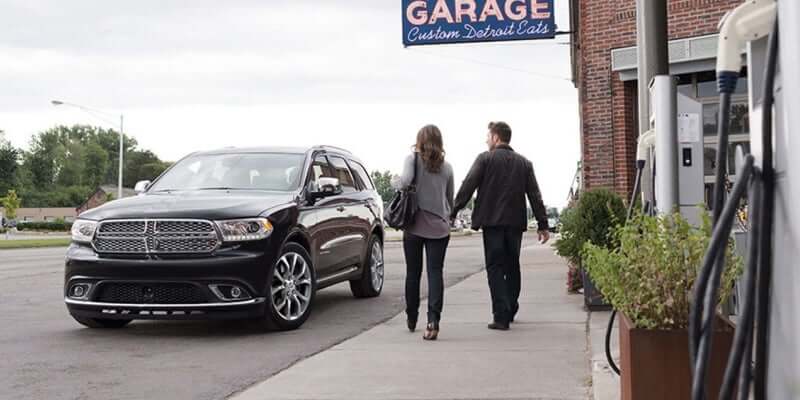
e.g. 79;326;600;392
393;124;454;341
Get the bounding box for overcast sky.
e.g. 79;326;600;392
0;0;579;208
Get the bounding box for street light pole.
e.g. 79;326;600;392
51;100;125;200
118;114;123;200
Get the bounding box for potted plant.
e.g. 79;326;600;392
555;189;626;309
583;211;742;400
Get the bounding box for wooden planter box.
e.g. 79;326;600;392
619;313;734;400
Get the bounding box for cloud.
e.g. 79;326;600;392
0;0;580;207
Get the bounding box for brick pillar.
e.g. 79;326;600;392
612;79;639;198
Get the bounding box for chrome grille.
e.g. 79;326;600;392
93;219;220;254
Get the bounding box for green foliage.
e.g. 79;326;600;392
1;124;169;208
17;221;73;232
547;207;560;219
1;190;21;220
371;170;396;204
0;139;19;195
583;211;742;330
555;189;626;266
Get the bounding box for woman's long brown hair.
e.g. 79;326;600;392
416;125;445;173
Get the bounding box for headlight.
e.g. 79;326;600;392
71;219;98;242
215;218;273;242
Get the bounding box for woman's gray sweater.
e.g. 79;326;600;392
392;153;454;221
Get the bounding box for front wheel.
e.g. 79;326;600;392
72;316;132;329
255;242;316;331
350;236;384;298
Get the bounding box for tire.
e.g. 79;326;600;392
72;316;132;329
350;235;384;298
255;242;316;331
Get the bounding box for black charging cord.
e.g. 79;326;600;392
752;21;778;400
690;20;779;400
604;159;646;377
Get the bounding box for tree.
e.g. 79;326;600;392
371;170;395;204
1;190;21;220
12;124;170;208
0;137;19;195
84;142;109;189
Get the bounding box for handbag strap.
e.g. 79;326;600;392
411;152;419;187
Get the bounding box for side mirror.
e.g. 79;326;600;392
309;177;342;199
134;180;151;194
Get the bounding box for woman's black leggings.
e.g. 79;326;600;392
403;232;450;324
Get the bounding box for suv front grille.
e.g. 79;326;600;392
94;282;210;304
93;219;220;255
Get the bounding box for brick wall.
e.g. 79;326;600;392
576;0;741;197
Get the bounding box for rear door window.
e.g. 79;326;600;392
350;161;374;191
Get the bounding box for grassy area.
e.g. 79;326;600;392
0;238;72;250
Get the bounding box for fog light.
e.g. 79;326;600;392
69;283;93;300
209;284;251;301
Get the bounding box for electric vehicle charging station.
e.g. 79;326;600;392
645;77;706;224
765;1;799;397
627;0;800;397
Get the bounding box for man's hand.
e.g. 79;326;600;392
537;230;550;244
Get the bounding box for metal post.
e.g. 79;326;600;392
636;0;669;135
636;0;669;205
118;114;124;200
653;76;679;212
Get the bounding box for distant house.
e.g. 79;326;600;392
76;185;136;215
14;208;78;223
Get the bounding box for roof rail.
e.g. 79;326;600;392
315;145;352;154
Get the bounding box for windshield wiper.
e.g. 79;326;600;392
195;187;239;191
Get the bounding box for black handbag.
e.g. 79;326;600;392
384;153;419;230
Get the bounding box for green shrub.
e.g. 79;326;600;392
17;221;73;232
583;211;742;330
555;189;626;266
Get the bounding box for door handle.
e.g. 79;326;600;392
337;206;346;212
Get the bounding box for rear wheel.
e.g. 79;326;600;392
350;236;384;298
72;316;132;329
255;242;316;331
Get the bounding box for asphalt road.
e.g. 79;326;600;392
0;234;498;400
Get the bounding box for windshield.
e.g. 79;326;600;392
149;152;305;192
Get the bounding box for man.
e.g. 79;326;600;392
451;121;550;331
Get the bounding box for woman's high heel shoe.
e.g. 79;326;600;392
423;322;439;341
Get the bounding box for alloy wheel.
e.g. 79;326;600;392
370;241;384;292
271;252;313;321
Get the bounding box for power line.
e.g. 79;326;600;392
406;47;572;81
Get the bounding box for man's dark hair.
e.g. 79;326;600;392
488;121;512;144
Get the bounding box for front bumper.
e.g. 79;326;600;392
65;297;267;320
64;242;277;321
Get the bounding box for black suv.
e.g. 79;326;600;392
65;146;385;331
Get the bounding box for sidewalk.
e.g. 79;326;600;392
588;311;621;400
232;244;591;400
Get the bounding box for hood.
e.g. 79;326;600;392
79;190;298;221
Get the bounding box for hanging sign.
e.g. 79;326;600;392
402;0;557;47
